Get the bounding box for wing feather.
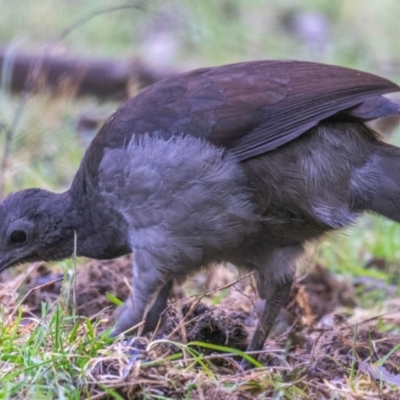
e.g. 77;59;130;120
89;60;400;163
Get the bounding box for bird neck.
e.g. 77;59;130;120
32;190;82;263
68;176;132;260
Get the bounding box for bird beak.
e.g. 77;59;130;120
0;255;15;273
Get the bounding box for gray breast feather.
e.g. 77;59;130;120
98;133;257;273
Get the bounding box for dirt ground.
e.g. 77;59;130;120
2;258;400;399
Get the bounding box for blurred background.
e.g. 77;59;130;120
1;0;400;304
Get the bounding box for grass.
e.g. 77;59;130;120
0;303;109;398
0;0;400;398
1;288;399;398
1;255;399;398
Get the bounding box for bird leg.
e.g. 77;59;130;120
241;277;293;370
110;282;172;337
110;257;173;337
245;276;293;360
143;280;173;334
109;286;161;337
242;245;301;368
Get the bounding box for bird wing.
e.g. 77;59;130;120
90;60;400;161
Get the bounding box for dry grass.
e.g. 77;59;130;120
1;259;400;399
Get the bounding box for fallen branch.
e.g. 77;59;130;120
0;48;179;99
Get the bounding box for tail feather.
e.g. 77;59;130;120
364;144;400;223
348;96;400;121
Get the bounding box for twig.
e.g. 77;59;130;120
10;276;64;318
0;89;30;199
72;230;78;310
0;2;169;198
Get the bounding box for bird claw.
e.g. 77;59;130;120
119;337;152;379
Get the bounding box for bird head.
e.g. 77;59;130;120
0;188;75;273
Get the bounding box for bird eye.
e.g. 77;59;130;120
10;229;27;244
